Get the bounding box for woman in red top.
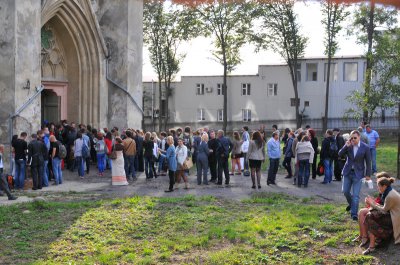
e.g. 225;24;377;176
104;132;113;170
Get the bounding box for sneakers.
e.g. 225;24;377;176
8;196;18;200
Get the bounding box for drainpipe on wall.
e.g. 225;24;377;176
8;85;45;170
105;58;144;115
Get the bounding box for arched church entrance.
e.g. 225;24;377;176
41;0;106;127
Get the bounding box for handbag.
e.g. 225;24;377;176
109;149;117;160
183;157;193;170
317;161;324;176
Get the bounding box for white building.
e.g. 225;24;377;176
143;56;398;132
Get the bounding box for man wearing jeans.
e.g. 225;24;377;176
12;132;28;190
267;132;280;185
365;124;380;175
320;129;335;184
339;130;371;221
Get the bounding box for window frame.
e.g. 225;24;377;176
306;63;318;82
197;108;205;121
324;63;338;82
217;83;224;96
241;83;251;96
267;83;278;96
242;109;251;122
196;83;205;95
343;62;358;82
217;109;223;122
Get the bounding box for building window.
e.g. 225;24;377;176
196;83;205;95
217;83;224;95
296;63;301;82
197;108;205;121
344;62;358;82
304;101;310;107
306;63;318;81
290;98;300;107
217;109;223;121
242;83;251;96
242;109;251;122
267;83;278;96
324;63;338;82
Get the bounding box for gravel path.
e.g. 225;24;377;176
1;165;392;206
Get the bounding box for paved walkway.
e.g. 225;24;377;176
1;165;392;206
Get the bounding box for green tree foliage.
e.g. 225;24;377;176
253;0;307;128
193;0;257;132
321;0;349;132
143;1;197;131
347;2;398;123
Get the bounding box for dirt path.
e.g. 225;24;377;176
1;165;393;206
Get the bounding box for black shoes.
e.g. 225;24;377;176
252;185;256;189
164;189;174;193
8;196;18;200
285;175;292;179
346;205;351;212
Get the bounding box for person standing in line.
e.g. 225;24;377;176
230;131;242;175
176;138;189;189
157;132;168;176
143;132;156;179
123;130;137;180
333;128;346;182
365;124;380;175
81;128;91;174
12;132;28;190
104;132;113;171
49;135;63;185
207;130;218;183
111;137;129;186
164;136;177;192
196;133;210;185
308;129;319;180
338;130;371;221
241;126;250;175
134;130;144;173
291;129;305;185
267;132;280;185
358;127;369;145
38;130;50;187
282;131;294;179
73;132;85;179
216;130;233;185
246;131;265;189
95;133;107;176
28;133;46;190
295;135;314;188
320;129;335;184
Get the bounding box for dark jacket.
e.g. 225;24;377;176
284;137;294;158
216;136;233;159
339;142;372;179
135;135;144;154
320;136;335;161
310;137;318;155
143;140;154;158
28;139;45;167
335;134;346;159
208;138;219;161
197;141;209;160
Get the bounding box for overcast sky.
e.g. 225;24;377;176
142;2;391;81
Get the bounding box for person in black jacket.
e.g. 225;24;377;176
135;130;144;172
308;129;319;179
28;134;46;190
216;130;233;185
333;128;346;181
320;129;335;184
208;130;219;183
143;132;156;179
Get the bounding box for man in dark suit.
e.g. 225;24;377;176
28;134;46;190
338;130;371;221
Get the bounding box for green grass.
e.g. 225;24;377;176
377;136;397;177
0;194;379;265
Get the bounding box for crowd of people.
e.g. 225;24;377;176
0;120;398;255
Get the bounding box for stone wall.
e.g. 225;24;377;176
96;0;143;130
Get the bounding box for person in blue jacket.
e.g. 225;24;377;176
165;136;177;192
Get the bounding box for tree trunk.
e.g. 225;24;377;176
324;56;332;133
397;102;400;179
294;80;301;129
158;80;163;132
364;1;375;124
222;45;228;133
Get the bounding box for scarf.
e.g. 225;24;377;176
381;186;393;204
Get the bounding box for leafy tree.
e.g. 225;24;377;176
143;1;196;131
321;0;348;133
253;0;307;128
190;0;257;132
348;2;397;123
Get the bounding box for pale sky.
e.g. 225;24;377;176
142;2;369;82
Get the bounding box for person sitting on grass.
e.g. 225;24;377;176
353;172;389;247
362;174;400;255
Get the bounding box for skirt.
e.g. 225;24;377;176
365;209;393;240
249;159;262;169
111;151;128;186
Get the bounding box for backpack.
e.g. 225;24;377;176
7;175;14;190
82;141;89;158
328;138;338;159
95;140;106;153
58;142;67;159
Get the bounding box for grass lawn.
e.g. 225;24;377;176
0;194;378;265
